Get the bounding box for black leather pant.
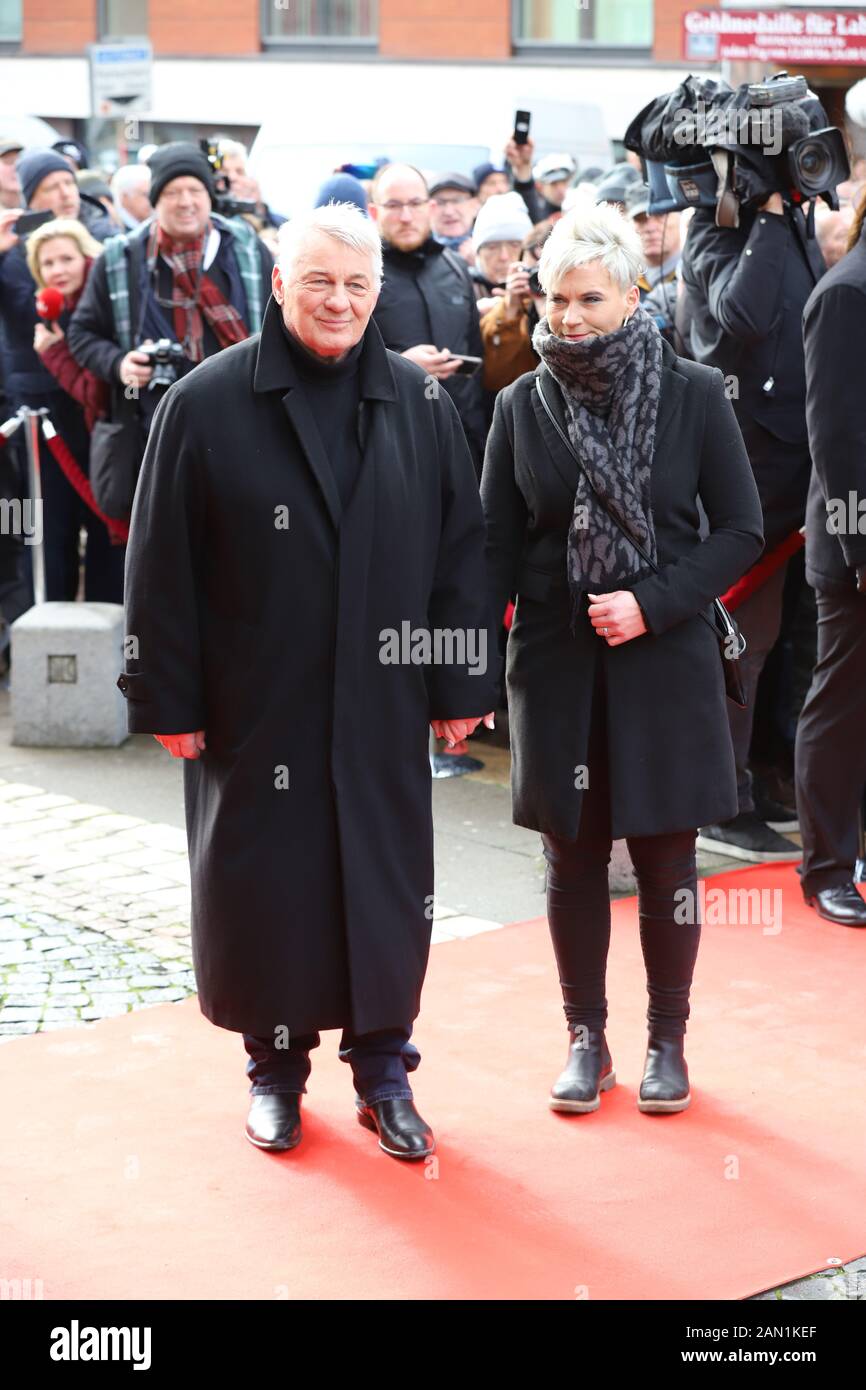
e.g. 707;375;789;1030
541;661;701;1040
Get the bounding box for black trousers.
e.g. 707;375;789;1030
794;586;866;895
542;661;701;1041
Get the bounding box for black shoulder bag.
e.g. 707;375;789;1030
535;375;747;708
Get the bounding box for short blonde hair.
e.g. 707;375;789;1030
26;218;104;288
537;202;645;295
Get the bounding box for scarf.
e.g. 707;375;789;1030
531;302;664;628
151;220;249;364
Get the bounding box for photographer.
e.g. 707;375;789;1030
682;173;826;862
67;142;273;440
479;218;553;393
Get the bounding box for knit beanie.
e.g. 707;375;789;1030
471;191;532;251
147;142;216;206
17;149;74;206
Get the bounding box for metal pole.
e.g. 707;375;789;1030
20;406;47;607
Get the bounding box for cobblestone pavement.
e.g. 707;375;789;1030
0;775;861;1300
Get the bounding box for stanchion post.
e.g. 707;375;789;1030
20;406;48;607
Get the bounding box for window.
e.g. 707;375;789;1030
514;0;653;48
0;0;22;43
263;0;378;43
100;0;148;39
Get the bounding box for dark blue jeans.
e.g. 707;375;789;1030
243;1026;421;1106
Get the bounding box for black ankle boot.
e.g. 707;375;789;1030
638;1033;690;1113
549;1026;615;1113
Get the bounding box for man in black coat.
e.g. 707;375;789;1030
67;142;273;437
116;202;497;1160
368;163;486;475
795;204;866;926
682;191;825;861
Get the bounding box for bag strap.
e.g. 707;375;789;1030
210;211;264;330
534;373;745;657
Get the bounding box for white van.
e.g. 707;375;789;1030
248;71;610;217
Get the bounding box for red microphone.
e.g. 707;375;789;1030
35;285;65;327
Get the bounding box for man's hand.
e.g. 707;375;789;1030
33;322;63;354
503;261;531;319
154;730;206;759
587;591;648;646
430;712;495;748
504;136;535;183
0;208;22;255
759;191;784;215
119;342;155;390
402;344;462;380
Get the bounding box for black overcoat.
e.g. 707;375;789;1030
802;218;866;595
116;296;498;1036
480;337;765;841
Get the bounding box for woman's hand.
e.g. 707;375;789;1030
33;322;63;355
587;591;648;646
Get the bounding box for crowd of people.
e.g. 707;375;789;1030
1;115;865;913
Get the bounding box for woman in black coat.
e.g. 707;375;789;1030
480;202;764;1115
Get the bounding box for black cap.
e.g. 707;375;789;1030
147;142;216;206
594;162;642;207
429;171;476;198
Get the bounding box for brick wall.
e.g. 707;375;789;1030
380;0;510;59
654;0;721;65
23;0;96;53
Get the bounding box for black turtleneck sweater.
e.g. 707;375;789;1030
280;318;365;510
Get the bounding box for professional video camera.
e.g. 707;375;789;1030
624;71;850;228
199;138;258;220
138;338;186;390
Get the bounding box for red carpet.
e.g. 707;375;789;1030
2;864;864;1301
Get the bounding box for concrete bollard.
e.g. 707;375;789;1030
10;602;128;747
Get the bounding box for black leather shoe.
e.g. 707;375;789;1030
356;1098;435;1159
805;883;866;927
638;1035;690;1113
549;1027;616;1113
245;1093;302;1150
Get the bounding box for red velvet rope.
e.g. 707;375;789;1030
720;529;805;611
41;426;129;546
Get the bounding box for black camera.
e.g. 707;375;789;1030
528;267;543;297
625;70;850;227
138;339;186;391
200;138;258;220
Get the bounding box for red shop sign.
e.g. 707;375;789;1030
683;9;866;66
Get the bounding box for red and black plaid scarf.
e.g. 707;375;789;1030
152;220;249;364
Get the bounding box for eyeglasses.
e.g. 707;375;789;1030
432;194;472;208
479;240;523;256
377;198;429;213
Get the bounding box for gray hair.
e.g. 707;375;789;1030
215;137;249;163
537;202;645;295
277;202;383;288
110;163;150;199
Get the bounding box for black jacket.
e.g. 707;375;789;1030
681;201;825;548
372;236;486;465
802;219;866;595
67;217;273;410
480;337;764;840
116;297;497;1036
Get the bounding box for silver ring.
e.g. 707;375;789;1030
602;626;608;635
